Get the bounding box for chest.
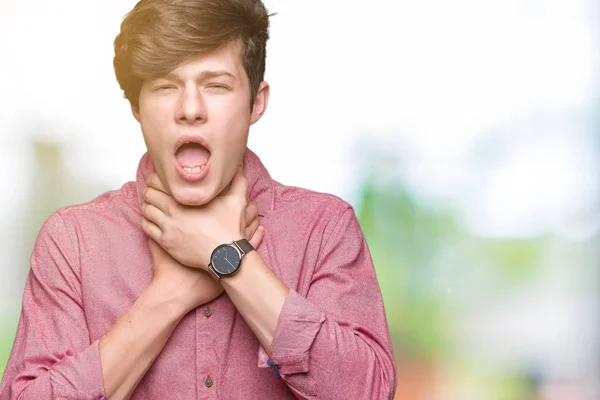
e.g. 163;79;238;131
75;218;302;399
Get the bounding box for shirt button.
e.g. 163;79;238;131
203;308;212;317
205;377;214;387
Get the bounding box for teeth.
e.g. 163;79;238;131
183;165;204;174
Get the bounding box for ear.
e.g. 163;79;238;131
250;81;270;125
131;103;141;123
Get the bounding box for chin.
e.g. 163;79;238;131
171;186;216;206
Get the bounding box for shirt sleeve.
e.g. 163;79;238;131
258;206;397;400
0;212;106;400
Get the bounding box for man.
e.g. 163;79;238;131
0;0;396;399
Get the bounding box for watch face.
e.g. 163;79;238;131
211;244;242;275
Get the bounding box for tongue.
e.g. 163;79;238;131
176;144;210;167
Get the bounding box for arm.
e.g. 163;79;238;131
0;212;241;400
97;275;192;400
141;170;397;399
99;237;236;399
223;207;397;400
0;213;106;400
221;251;288;355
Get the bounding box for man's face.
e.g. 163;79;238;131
134;40;269;206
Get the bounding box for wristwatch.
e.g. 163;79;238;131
207;239;255;280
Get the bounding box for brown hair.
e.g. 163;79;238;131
113;0;271;110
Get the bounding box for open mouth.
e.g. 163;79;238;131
174;137;211;174
173;136;212;181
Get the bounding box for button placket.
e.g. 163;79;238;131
197;304;218;398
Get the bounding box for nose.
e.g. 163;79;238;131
176;85;207;124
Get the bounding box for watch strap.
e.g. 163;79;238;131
207;264;221;280
233;238;254;255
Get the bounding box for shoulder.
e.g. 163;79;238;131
55;181;137;217
270;181;360;242
273;181;353;217
36;181;138;251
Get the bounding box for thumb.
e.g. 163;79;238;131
249;226;265;249
147;173;169;194
227;165;249;198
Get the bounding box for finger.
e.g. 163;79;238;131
142;202;166;227
144;187;174;214
248;226;265;249
244;202;258;226
141;217;162;242
227;166;249;199
147;173;169;194
244;218;259;241
147;238;162;254
147;238;157;251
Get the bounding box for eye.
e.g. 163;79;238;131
206;84;230;92
154;84;177;92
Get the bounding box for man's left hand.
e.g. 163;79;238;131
141;167;263;271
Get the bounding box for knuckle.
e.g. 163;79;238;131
162;236;174;251
160;227;171;243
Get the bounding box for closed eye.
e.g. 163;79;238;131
206;84;231;91
154;85;177;92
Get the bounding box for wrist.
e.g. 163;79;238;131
207;238;255;280
203;234;244;268
146;278;196;316
214;232;245;247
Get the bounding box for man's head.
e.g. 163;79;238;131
113;0;271;206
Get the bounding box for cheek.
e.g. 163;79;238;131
214;103;251;143
209;107;250;180
140;123;164;160
140;110;170;149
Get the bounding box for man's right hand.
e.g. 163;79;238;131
148;239;222;312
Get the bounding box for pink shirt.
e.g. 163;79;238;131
0;149;396;399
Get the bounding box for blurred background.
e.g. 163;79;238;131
1;0;599;399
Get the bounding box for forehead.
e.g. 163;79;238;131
168;40;246;80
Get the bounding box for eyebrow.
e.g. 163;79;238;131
161;69;236;82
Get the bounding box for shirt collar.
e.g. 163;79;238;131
135;148;275;216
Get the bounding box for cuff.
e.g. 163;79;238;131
258;290;325;375
49;340;106;399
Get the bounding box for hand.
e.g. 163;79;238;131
148;238;223;311
141;167;264;270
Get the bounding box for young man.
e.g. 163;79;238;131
0;0;396;399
